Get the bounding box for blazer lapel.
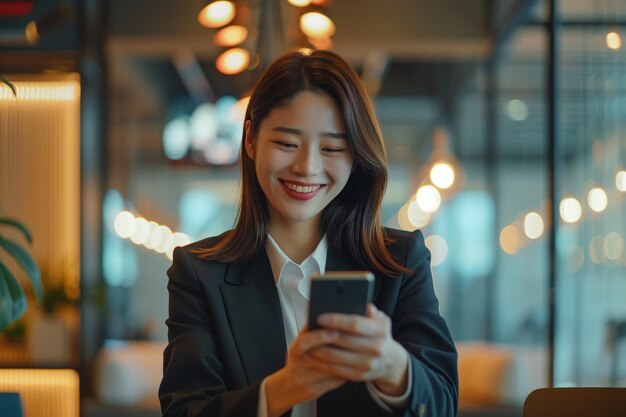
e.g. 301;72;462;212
219;251;287;384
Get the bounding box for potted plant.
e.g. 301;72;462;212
0;78;42;332
0;217;43;332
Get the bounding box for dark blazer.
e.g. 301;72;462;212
159;228;458;417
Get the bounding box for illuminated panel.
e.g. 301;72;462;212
0;81;80;101
0;369;79;417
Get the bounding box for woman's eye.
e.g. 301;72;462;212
274;141;297;149
322;147;346;153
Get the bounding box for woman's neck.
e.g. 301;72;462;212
268;220;322;264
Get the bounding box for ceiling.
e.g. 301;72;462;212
4;0;621;164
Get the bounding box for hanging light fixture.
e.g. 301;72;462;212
215;48;250;74
198;1;236;28
287;0;311;6
420;127;465;200
213;25;248;47
300;12;335;38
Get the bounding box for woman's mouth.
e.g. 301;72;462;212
280;180;326;200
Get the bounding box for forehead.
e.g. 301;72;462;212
261;91;345;130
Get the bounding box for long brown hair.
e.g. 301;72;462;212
194;50;410;277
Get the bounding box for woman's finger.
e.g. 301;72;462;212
316;313;385;337
310;357;379;382
291;329;339;356
308;345;378;371
320;333;385;356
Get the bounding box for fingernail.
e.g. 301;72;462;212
318;315;331;325
326;330;339;339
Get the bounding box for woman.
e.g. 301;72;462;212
159;50;458;417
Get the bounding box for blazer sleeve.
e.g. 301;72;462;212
393;229;459;417
159;246;262;417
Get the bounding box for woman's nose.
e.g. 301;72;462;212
292;146;322;177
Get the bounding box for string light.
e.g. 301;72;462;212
113;211;192;260
407;199;431;228
415;185;441;213
559;197;582;223
500;224;521;255
523;212;544;239
606;31;622;50
587;187;608;212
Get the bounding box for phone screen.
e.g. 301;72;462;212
307;271;374;330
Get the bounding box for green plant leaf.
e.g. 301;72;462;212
0;75;17;97
0;263;27;332
0;218;33;243
0;236;43;303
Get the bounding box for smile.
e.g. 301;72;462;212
279;180;326;201
282;181;322;194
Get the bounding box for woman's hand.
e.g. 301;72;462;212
265;326;347;417
307;304;410;396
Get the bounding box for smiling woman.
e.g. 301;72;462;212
158;50;458;417
245;91;353;256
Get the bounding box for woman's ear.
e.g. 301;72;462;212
244;120;254;160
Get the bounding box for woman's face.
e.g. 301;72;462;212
246;91;354;231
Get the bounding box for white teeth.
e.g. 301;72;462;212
284;182;321;194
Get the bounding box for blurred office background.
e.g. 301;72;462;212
1;0;625;416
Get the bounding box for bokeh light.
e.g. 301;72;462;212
190;103;218;150
523;212;544;239
616;170;626;191
587;187;608;212
606;31;622;50
114;211;136;239
424;235;448;266
216;48;250;75
198;1;235;28
430;162;455;189
287;0;311;6
589;235;604;264
130;217;151;245
559;197;582;223
566;244;584;273
213;25;248;47
415;185;441;213
407;199;431;228
500;224;521;254
300;12;335;38
604;232;624;261
163;117;191;160
507;99;528;121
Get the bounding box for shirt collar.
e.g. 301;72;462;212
265;233;327;287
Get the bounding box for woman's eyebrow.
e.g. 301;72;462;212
271;126;347;139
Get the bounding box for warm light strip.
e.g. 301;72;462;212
113;210;192;260
0;369;79;417
0;81;80;101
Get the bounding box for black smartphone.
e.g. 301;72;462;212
308;271;374;330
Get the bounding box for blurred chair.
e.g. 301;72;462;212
523;387;626;417
0;392;24;417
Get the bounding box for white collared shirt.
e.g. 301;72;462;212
256;234;412;417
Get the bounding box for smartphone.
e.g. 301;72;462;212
308;271;374;330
